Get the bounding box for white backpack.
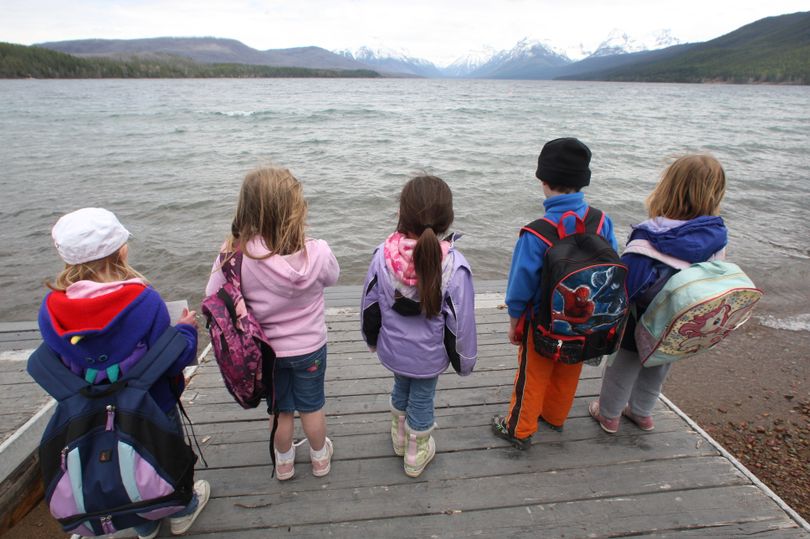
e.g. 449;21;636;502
624;240;763;367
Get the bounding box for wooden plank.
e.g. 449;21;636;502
188;399;677;444
0;339;39;352
193;419;711;472
184;369;603;409
0;371;40;386
0;331;40;344
180;379;610;424
0;453;43;535
179;466;776;536
183;486;802;538
631;525;810;537
0;322;39;332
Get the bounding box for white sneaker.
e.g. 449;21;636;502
168;479;211;535
274;443;296;481
311;437;333;477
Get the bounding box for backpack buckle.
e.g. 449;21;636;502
552;340;562;362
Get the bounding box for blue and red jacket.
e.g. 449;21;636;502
505;192;619;319
37;282;197;412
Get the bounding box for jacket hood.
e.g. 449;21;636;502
38;283;168;370
376;233;465;299
630;216;727;263
241;237;331;295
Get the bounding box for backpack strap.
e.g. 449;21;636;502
122;326;189;390
219;250;244;286
27;326;189;400
623;239;691;270
28;344;92;401
521;207;604;245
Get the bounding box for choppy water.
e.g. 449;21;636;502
1;79;809;322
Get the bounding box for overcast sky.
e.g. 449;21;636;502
2;0;807;65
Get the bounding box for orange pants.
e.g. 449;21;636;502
505;325;584;439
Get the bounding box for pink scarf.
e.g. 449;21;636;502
383;231;450;287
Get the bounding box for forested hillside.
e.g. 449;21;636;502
0;43;379;78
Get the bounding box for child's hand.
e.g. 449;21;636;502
508;317;522;346
178;308;198;328
368;346;377;353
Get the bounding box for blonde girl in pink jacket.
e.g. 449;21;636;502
206;167;340;480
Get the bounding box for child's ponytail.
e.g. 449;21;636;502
397;175;454;318
413;226;443;317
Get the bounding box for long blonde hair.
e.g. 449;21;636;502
48;248;146;291
229;167;307;258
646;154;726;220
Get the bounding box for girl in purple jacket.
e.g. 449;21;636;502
361;175;478;478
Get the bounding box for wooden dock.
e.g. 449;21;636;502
1;283;809;537
177;287;809;538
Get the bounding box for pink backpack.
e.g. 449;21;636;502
201;250;274;409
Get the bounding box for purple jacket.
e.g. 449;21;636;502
360;240;478;378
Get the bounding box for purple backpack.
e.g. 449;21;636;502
201;250;274;409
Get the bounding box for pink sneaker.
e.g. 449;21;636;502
274;445;295;481
623;407;655;431
311;437;333;477
588;401;619;434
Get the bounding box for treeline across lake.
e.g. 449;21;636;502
0;42;381;79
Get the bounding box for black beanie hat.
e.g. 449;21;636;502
535;137;592;188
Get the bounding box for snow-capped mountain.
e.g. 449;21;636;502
336;46;442;77
589;29;681;58
468;38;571;79
444;46;497;77
334;29;683;79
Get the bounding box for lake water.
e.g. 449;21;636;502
1;79;808;323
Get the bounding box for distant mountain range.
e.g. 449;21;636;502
9;10;809;83
37;37;371;71
563;11;810;83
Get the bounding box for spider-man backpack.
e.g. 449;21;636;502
522;208;629;364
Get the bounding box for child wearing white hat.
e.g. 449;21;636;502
31;208;211;539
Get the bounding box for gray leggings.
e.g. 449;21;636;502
598;347;672;419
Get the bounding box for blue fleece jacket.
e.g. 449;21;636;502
37;283;197;412
505;192;619;319
619;215;728;351
622;216;728;305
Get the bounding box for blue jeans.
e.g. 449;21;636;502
391;374;438;431
133;408;198;536
272;345;327;414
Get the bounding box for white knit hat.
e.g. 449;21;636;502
51;208;131;265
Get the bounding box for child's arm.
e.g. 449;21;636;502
601;214;620;252
318;241;341;287
508;317;522;346
144;293;198;377
504;233;545;319
205;257;227;297
168;321;199;376
360;253;382;351
445;266;477;375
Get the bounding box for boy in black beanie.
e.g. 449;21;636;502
492;137;621;449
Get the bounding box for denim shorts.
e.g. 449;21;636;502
271;345;327;414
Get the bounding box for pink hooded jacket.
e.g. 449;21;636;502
206;237;340;357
